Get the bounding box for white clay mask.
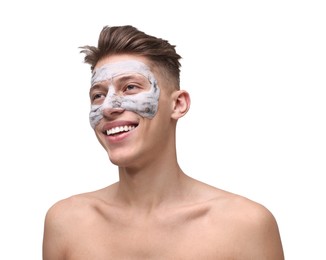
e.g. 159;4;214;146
89;60;160;129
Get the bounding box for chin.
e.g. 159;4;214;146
107;150;140;168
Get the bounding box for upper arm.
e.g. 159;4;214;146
42;202;68;260
244;205;285;260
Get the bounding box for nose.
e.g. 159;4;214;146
101;89;125;119
102;106;125;119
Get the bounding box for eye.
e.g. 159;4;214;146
91;93;106;102
124;84;140;94
94;93;106;99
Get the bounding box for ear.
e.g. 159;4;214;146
171;90;191;120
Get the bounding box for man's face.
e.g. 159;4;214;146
90;59;160;129
90;54;174;167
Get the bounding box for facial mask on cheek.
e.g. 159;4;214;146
89;60;160;129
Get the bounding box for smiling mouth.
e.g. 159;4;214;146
105;125;137;136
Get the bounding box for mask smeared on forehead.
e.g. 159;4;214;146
89;60;160;129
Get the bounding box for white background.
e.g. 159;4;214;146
0;0;325;259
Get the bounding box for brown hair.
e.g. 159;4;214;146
80;25;182;89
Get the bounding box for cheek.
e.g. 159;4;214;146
120;85;160;119
157;94;173;117
123;94;159;118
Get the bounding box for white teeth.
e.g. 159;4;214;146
106;125;135;135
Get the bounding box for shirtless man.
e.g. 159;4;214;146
42;25;284;259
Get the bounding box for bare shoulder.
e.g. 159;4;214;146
42;194;90;258
191;179;278;225
191;179;275;218
199;183;284;259
42;186;114;259
44;193;92;225
209;187;277;224
44;186;114;227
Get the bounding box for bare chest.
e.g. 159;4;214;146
66;213;237;260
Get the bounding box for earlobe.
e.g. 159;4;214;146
171;90;191;120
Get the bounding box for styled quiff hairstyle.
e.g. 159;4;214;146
80;25;182;89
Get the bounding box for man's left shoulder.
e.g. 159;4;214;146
233;194;278;228
210;190;278;228
207;191;284;259
188;178;279;230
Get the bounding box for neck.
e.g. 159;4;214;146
115;158;188;212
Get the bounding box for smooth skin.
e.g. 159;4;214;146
43;54;284;260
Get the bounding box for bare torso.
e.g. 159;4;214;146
43;180;284;259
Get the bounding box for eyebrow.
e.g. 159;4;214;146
115;73;146;81
115;73;150;86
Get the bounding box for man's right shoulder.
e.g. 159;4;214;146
45;194;96;226
43;193;108;258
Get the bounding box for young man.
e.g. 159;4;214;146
43;25;284;259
